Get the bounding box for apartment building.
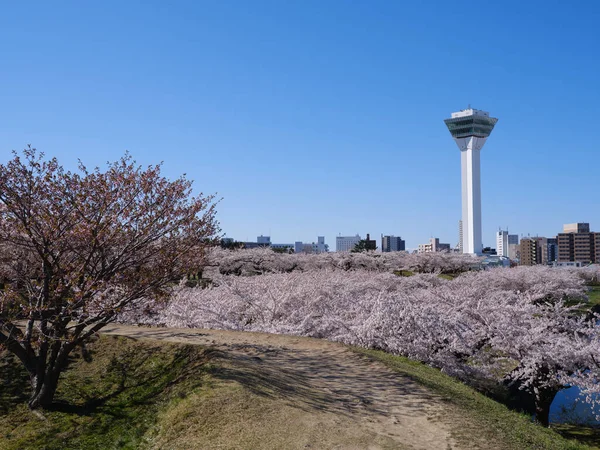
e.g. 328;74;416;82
418;238;451;253
520;238;541;266
557;223;600;264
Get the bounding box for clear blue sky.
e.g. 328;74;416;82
1;1;599;249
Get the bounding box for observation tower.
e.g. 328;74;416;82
444;108;498;255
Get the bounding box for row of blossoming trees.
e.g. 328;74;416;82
121;248;600;427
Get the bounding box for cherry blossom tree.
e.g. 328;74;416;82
0;147;219;409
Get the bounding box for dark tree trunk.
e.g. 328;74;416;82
26;341;74;410
28;372;60;409
533;385;560;427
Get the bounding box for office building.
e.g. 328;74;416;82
381;235;406;252
496;229;519;258
257;235;271;245
445;108;498;255
336;234;362;252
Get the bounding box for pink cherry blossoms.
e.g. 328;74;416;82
119;249;600;426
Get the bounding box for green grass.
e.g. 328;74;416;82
393;269;414;277
587;285;600;307
352;347;597;450
0;336;212;450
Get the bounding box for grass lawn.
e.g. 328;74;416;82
0;336;212;450
353;347;599;450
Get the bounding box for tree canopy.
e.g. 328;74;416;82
0;147;219;408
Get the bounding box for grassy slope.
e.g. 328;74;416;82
353;348;599;450
0;335;598;449
0;336;211;450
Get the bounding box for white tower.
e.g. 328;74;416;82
444;108;497;255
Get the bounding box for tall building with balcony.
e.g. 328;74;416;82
520;238;541;266
381;235;406;252
557;223;600;264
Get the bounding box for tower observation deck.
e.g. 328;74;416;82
444;108;498;255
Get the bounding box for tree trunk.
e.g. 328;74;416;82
28;372;60;409
533;385;560;427
27;342;74;410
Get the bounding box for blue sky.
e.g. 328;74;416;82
1;1;599;249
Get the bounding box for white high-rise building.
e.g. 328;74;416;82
336;234;361;252
445;108;498;255
496;229;519;257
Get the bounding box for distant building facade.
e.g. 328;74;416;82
557;223;600;264
295;236;329;254
563;223;590;234
520;238;541;266
336;234;362;252
257;235;271;245
271;243;294;252
508;243;520;262
418;238;451;253
381;235;406;252
496;229;519;258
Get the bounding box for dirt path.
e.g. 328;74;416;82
102;324;462;449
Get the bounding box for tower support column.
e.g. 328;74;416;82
444;108;497;257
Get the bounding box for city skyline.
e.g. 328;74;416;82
1;2;599;248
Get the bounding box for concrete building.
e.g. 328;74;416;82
527;237;557;265
445;108;498;255
557;223;600;264
418;238;451;253
336;234;361;252
294;236;329;254
564;223;590;234
257;235;271;245
520;238;541;266
381;235;406;252
546;237;558;264
458;220;463;253
508;243;520;262
496;229;519;258
271;243;294;252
